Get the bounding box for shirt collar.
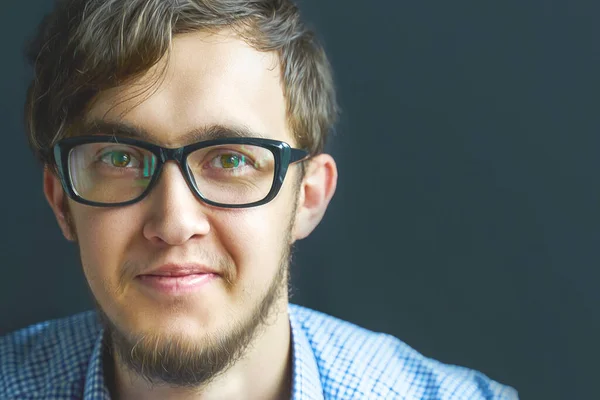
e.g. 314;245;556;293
82;306;325;400
289;305;325;400
83;326;111;399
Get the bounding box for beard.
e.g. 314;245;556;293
95;242;292;390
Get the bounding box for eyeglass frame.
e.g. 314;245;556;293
52;135;310;209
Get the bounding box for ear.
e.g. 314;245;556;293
292;153;338;241
43;167;76;241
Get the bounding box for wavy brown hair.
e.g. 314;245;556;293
24;0;338;167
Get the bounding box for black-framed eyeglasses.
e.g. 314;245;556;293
53;135;310;208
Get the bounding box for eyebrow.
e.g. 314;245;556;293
80;119;268;146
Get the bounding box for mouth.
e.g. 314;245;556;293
136;271;218;296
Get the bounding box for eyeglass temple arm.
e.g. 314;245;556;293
290;148;310;164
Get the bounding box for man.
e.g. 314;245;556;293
0;0;518;399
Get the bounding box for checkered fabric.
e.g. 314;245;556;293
0;304;518;399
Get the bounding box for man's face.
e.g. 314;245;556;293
49;31;305;386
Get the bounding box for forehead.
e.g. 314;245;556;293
85;30;292;147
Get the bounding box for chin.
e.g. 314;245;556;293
136;307;215;330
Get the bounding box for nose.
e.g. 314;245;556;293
142;161;211;246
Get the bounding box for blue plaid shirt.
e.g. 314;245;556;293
0;304;518;399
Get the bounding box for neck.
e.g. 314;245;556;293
106;299;293;400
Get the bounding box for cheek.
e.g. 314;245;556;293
73;207;139;299
216;203;292;282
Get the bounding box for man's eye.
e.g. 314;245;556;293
101;151;138;168
215;153;248;169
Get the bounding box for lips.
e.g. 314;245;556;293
137;274;216;295
146;270;204;277
140;263;218;277
136;264;219;295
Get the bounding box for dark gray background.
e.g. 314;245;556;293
1;1;599;399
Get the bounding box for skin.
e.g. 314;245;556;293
43;30;337;400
